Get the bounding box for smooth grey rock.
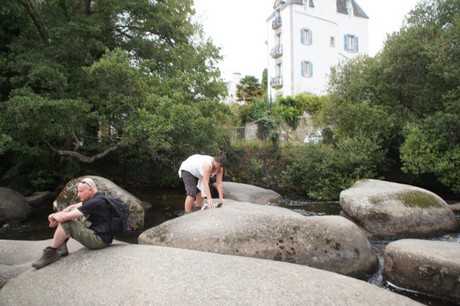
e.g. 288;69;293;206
139;201;378;277
340;179;458;238
449;203;460;212
0;239;84;288
25;191;55;208
220;181;282;204
0;187;30;222
382;239;460;303
0;239;421;306
53;176;144;231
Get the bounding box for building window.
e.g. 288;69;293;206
344;34;359;53
330;36;335;47
270;62;283;88
303;0;314;9
276;62;282;76
346;0;353;17
301;61;313;77
301;28;312;45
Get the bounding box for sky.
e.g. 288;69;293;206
193;0;421;81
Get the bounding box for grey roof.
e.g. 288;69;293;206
336;0;369;18
272;0;367;18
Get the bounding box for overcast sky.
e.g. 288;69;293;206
193;0;421;81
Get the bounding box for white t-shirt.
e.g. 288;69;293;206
178;154;214;197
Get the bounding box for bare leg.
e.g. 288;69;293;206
50;223;70;249
184;195;195;213
196;192;204;208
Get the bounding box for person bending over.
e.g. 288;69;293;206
178;151;227;213
32;178;112;269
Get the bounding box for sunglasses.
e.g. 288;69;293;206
79;180;93;190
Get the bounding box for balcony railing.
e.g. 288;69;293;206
270;44;283;58
272;16;282;29
270;75;283;88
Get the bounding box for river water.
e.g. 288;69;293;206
1;191;458;305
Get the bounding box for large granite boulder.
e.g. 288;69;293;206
0;239;421;305
220;182;282;204
0;187;30;223
138;200;378;277
53;176;144;231
0;239;85;288
382;239;460;303
449;202;460;212
340;179;458;238
25;191;55;209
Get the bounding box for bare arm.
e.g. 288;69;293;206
48;207;84;227
62;202;82;212
215;168;226;204
202;162;216;208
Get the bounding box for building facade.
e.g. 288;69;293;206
266;0;369;98
223;72;243;105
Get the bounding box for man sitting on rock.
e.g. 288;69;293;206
32;178;113;269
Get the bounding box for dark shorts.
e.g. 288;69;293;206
61;219;109;250
181;170;201;198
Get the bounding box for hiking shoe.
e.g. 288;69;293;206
56;243;69;257
32;247;60;269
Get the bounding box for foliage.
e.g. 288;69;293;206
233;95;271;126
395;0;460;192
327;55;380;104
281;137;383;200
256;117;277;142
261;68;268;97
323;0;460;194
236;75;263;103
0;0;229;193
401;94;460;192
227;142;285;190
295;93;327;116
272;96;306;130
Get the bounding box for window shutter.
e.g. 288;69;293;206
344;35;348;51
355;37;359;53
310;62;313;77
301;29;305;44
301;61;305;76
309;30;312;45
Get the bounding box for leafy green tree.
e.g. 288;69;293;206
0;0;229;192
236;75;263;103
261;68;268;97
281;136;383;200
396;0;460;192
324;0;460;193
401;94;460;192
237;96;270;125
272;96;306;130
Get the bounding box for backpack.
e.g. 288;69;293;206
103;196;132;237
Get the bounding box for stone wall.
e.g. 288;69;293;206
240;114;319;143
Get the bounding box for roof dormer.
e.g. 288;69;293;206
273;0;286;9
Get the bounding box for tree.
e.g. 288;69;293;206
272;96;306;130
325;0;460;193
236;75;263;103
0;0;229;192
397;0;460;192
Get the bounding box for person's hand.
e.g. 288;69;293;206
220;199;228;206
207;200;216;209
48;213;59;227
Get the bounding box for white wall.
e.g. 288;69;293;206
267;0;369;98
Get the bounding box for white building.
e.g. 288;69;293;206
223;72;243;105
267;0;369;98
